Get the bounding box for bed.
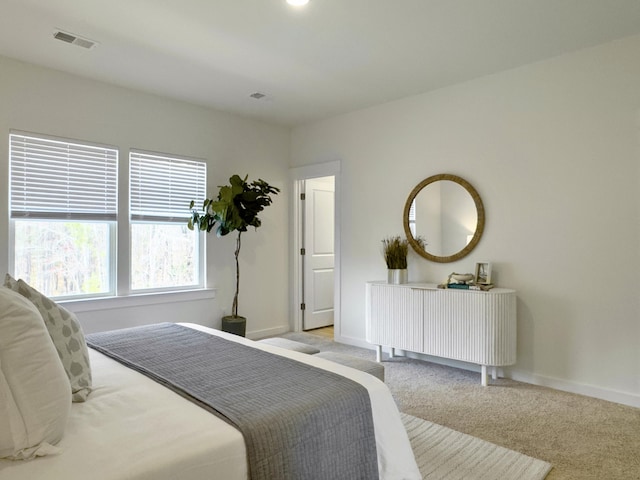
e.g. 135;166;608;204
0;311;421;479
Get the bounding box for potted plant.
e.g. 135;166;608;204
188;174;280;336
381;235;424;284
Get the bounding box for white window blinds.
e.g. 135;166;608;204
10;133;118;220
129;151;206;223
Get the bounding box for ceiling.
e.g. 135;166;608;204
2;0;640;127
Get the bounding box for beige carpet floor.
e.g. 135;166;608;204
284;331;640;480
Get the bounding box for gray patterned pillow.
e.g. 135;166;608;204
4;274;92;402
4;273;17;290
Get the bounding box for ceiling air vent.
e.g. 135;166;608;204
53;30;98;49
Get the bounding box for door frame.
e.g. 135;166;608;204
289;161;341;335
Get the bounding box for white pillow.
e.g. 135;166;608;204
4;275;92;402
0;287;71;460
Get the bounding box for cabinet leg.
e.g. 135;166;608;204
376;345;382;363
492;366;498;380
390;347;396;358
481;365;488;386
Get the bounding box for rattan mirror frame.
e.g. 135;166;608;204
403;173;485;263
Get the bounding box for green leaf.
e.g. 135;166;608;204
188;174;278;238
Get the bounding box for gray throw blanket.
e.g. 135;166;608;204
86;323;379;480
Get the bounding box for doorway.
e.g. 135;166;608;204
290;161;340;338
302;176;335;331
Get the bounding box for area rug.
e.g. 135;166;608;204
402;413;552;480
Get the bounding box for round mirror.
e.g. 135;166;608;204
403;174;485;263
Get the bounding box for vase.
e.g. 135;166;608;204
387;269;408;284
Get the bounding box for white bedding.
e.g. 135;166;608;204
0;323;420;480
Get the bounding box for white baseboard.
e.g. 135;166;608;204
247;324;290;340
333;341;640;409
509;370;640;409
334;334;375;350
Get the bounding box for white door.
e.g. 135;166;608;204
303;176;335;330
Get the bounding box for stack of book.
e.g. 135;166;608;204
439;283;495;291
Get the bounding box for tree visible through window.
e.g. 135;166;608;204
14;222;111;296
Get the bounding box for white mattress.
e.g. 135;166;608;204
0;323;420;480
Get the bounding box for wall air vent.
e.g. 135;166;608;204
53;30;98;49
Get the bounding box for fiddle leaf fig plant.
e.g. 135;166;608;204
188;174;280;318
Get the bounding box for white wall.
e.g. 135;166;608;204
0;55;291;338
291;35;640;407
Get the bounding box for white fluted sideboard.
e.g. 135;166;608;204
365;282;516;385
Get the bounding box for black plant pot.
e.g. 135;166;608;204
221;315;246;337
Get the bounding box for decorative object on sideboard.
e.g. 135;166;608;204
474;262;492;285
442;272;476;290
403;174;485;263
382;235;425;284
188;174;280;337
450;273;474;283
438;271;494;291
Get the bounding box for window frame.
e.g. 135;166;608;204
8;131;118;299
128;149;206;294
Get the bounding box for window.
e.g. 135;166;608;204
408;199;416;237
129;150;206;291
8;133;207;299
9;132;118;298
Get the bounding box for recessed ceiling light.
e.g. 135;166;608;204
286;0;310;6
